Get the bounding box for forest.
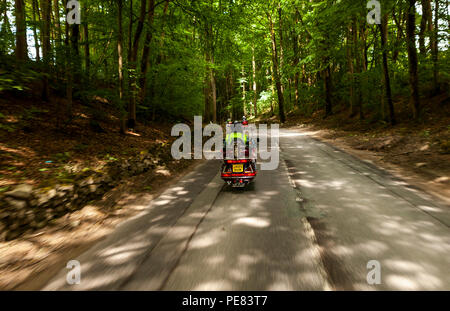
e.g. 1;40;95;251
0;0;448;128
0;0;449;290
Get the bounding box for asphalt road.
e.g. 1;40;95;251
43;129;450;291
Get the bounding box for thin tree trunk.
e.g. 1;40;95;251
118;0;126;134
204;56;211;121
70;11;80;85
83;7;90;79
156;0;170;64
270;65;275;117
15;0;28;60
41;0;52;101
278;3;285;96
323;65;332;118
53;0;62;47
407;0;421;119
419;0;432;55
353;18;363;119
347;25;355;117
268;12;285;123
380;14;396;125
252;46;258;117
210;54;217;122
31;0;40;61
63;2;72;124
128;0;133;63
138;0;155;107
128;0;147;130
292;11;300;108
432;0;439;94
242;65;246;116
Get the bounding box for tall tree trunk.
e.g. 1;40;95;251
392;9;406;63
128;0;147;130
210;54;217;123
407;0;421;119
31;0;40;61
347;25;355;117
278;3;285;97
15;0;28;60
128;0;133;63
41;0;52;101
419;0;432;55
83;7;90;79
138;0;156;107
156;0;170;64
204;20;216;123
269;65;275;117
40;0;51;61
323;65;332;118
241;65;246;116
292;10;300;108
268;12;285;123
432;0;439;94
204;56;211;121
379;14;396;125
353;18;363;119
70;13;80;84
53;0;61;47
252;46;258;117
118;0;126;134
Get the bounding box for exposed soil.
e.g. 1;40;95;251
0;92;202;290
0;93;175;190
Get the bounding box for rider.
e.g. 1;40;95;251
224;117;256;170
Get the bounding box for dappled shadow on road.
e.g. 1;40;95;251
35;132;450;291
41;160;221;290
280;133;450;290
151;158;326;291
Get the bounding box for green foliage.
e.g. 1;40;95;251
0;57;40;93
22;106;49;121
52;152;72;164
0;112;16;132
0;0;448;126
257;91;275;112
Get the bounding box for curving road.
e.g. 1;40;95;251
42;128;450;291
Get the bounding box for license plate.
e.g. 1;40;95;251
232;164;244;173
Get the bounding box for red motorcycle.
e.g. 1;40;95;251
221;122;257;188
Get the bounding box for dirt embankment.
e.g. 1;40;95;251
0;93;201;290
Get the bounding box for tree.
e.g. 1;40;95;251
128;0;147;130
118;0;125;133
406;0;420;119
14;0;27;60
379;13;396;125
267;9;285;123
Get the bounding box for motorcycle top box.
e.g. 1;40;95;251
221;159;257;188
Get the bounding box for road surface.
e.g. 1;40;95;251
43;128;450;291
